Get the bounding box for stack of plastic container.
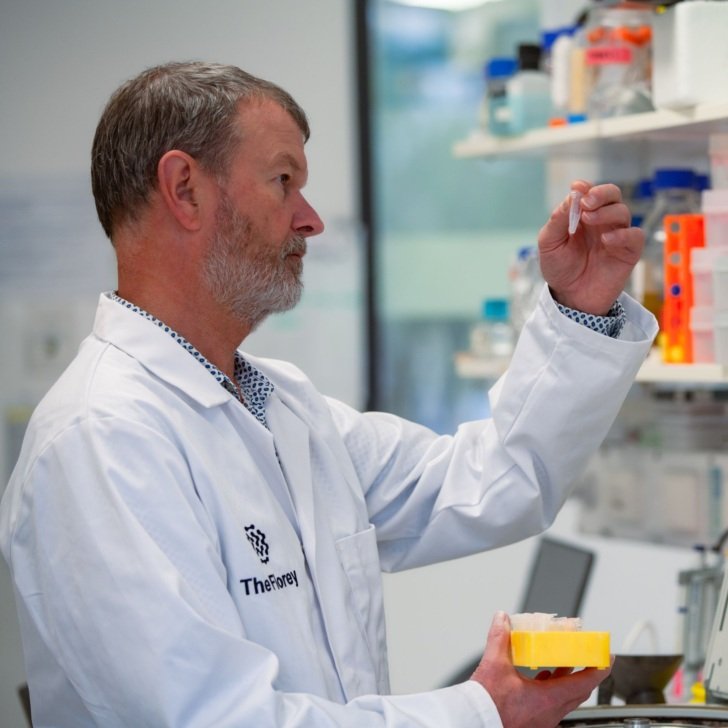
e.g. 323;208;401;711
704;135;728;365
663;211;704;363
652;0;728;110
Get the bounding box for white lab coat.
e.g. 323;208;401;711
0;287;656;728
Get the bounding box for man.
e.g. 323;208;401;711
0;62;656;727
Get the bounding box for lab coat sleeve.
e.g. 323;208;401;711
328;287;657;571
4;416;502;728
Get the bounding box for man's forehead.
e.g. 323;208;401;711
237;98;304;137
236;101;307;161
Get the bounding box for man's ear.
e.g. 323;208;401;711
156;150;210;231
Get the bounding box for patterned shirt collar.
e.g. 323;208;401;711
107;292;274;429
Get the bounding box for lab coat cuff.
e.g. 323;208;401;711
350;681;503;726
542;284;658;346
454;680;504;727
554;298;626;338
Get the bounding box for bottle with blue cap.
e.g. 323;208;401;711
470;298;514;359
629;177;654;229
639;168;701;323
481;57;518;136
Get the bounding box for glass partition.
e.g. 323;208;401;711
366;0;547;432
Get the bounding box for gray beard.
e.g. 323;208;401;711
202;198;305;331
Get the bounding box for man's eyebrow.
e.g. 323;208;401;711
270;152;303;171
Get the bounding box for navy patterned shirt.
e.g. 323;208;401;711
108;293;274;429
556;299;626;338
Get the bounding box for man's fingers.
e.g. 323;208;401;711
601;226;645;263
581;202;632;229
549;667;575;679
581;183;623;210
482;611;511;663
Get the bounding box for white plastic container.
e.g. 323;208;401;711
710;134;728;191
550;28;576;118
714;256;728;312
653;1;728;109
691;248;722;308
690;306;715;363
715;311;728;365
702;189;728;248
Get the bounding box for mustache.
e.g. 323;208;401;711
281;235;307;259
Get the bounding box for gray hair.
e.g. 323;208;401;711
91;61;310;240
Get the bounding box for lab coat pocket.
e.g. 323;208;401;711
335;524;390;693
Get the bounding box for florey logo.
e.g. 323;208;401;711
240;569;299;597
241;524;299;598
244;524;270;564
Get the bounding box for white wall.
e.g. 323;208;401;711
0;0;363;401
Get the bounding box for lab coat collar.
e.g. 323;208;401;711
92;293;234;408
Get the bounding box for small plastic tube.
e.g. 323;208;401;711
568;190;582;235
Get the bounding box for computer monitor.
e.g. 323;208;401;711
442;536;595;685
518;536;595;617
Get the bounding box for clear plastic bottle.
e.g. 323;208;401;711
549;26;578;121
470;298;514;359
540;29;558;77
629;177;654;229
568;19;591;119
479;57;518;137
509;246;544;333
694;173;711;195
585;3;654;119
639;168;701;324
506;43;553;134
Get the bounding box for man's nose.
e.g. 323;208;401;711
293;194;325;237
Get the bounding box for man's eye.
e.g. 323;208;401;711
278;174;291;185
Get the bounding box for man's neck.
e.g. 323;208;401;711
115;284;250;383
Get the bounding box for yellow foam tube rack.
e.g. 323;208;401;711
511;631;611;670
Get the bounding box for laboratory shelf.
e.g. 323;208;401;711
455;348;728;385
453;351;508;380
453;101;728;159
454;100;728;388
635;350;728;384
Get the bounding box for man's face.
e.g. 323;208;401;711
202;99;324;330
202;189;307;331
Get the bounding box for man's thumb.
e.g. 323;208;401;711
485;611;511;655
